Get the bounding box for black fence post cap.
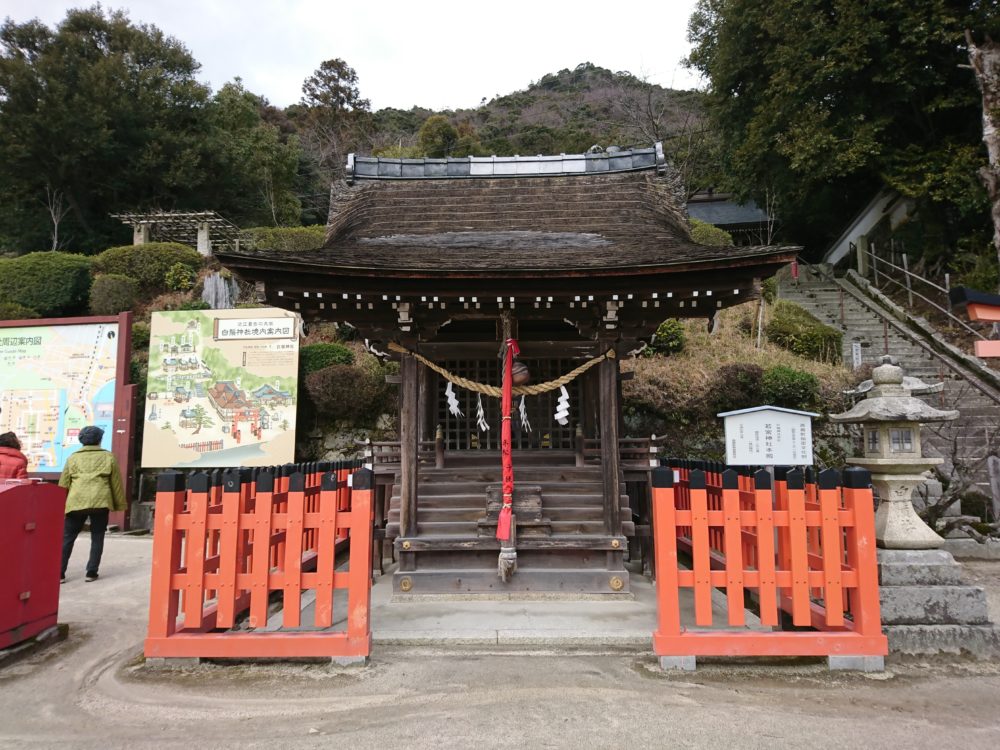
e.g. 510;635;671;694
754;469;772;490
722;468;740;489
156;471;186;493
689;469;706;489
352;467;374;490
256;468;275;493
652;466;674;488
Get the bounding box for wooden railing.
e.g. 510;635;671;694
652;462;887;662
144;460;373;660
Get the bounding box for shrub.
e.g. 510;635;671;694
690;218;734;246
300;342;354;373
92;242;202;294
177;299;211;311
89;274;139;315
0;251;91;316
707;363;765;414
0;301;40;320
761;365;819;410
164;262;196;291
765;300;842;363
761;276;778;303
648;318;685;355
242;226;326;252
304;363;389;423
131;320;151;350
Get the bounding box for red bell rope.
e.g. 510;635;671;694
496;337;519;541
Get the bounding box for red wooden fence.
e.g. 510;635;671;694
653;463;887;658
145;461;373;660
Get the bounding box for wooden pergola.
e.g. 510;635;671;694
217;146;798;594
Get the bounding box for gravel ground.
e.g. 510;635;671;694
2;535;999;750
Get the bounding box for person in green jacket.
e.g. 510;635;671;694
59;426;125;583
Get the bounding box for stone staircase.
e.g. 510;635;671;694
778;269;1000;495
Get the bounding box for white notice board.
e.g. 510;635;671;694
718;406;818;466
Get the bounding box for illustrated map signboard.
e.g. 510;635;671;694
718;406;818;466
141;308;300;468
0;318;124;474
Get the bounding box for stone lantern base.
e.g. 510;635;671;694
870;473;945;549
878;549;1000;657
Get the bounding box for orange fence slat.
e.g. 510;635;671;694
282;473;306;629
313;473;339;628
215;471;242;629
689;471;713;627
147;474;185;639
753;471;779;627
843;467;885;640
249;471;275;628
651;469;681;639
818;471;845;627
785;471;811;627
183;475;210;630
721;471;745;627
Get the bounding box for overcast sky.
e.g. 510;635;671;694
4;1;704;110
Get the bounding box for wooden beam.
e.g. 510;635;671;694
399;354;419;538
599;352;622;537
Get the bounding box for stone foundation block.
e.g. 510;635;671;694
886;625;1000;658
145;656;201;668
879;585;990;626
877;549;965;586
827;655;884;672
659;656;696;671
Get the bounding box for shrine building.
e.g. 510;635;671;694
216;144;796;596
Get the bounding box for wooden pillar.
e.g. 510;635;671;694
417;362;432;442
399;353;419;539
599;354;622;537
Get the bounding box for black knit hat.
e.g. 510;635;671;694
78;426;105;446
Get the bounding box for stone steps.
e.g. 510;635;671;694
779;275;1000;491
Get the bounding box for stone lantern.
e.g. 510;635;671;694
830;356;958;549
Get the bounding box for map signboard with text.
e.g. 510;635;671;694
0;316;130;474
140;308;300;468
718;406;819;466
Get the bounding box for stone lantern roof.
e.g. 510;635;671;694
830;357;958;424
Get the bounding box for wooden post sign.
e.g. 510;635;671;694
718;406;819;466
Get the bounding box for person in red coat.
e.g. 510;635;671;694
0;432;29;479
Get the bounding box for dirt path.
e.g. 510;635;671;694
2;536;999;749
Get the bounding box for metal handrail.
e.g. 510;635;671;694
862;247;986;340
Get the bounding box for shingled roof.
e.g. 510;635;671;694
217;146;796;278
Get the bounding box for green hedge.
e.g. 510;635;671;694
303;363;392;423
300;342;354;373
761;365;819;410
765;300;842;363
242;226;326;252
0;301;40;320
648;318;685;355
0;252;91;316
89;274;139;315
690;218;734;246
92;242;202;294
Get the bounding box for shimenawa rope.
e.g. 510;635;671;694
386;341;614;397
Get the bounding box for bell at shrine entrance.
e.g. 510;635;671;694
511;360;530;386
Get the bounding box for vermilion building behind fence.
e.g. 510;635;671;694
652;463;887;660
144;461;373;660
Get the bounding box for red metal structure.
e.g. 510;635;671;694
144;461;373;660
652;463;887;659
0;480;66;649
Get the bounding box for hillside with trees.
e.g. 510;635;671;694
0;8;718;254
